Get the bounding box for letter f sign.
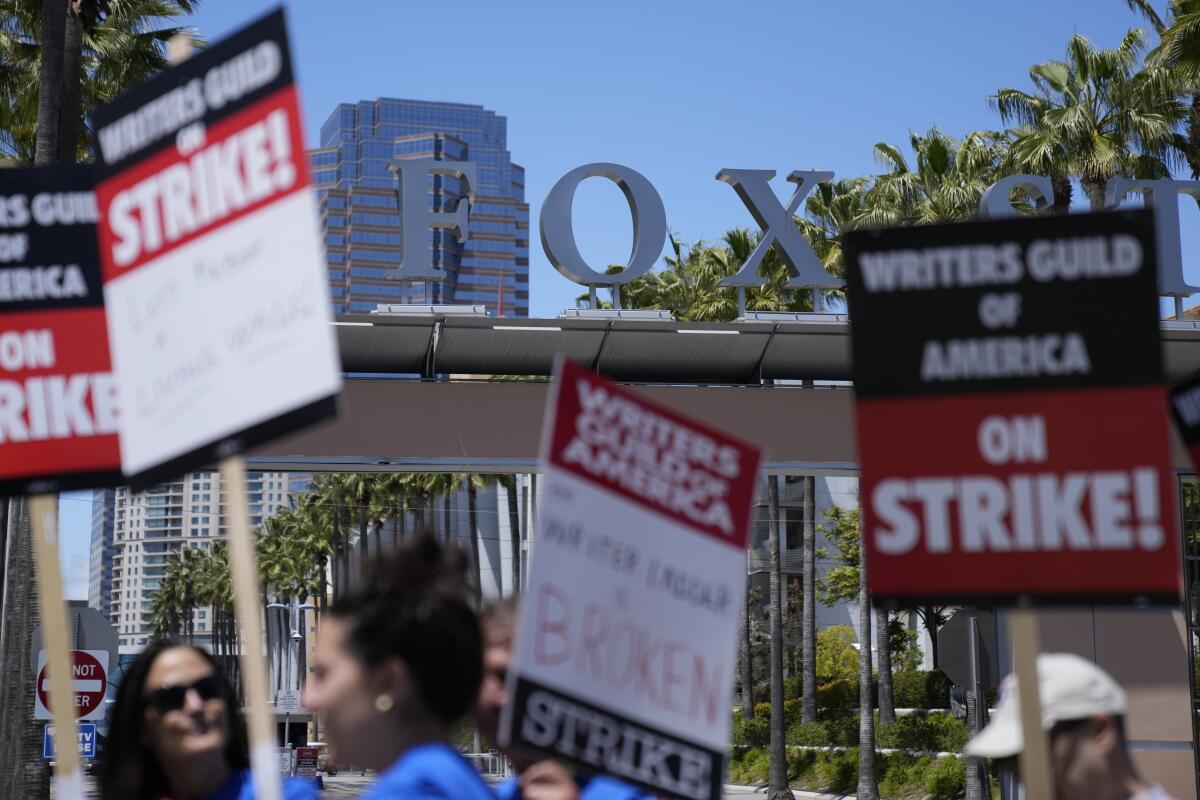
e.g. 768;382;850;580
715;169;844;290
388;158;478;281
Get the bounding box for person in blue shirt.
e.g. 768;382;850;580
474;600;654;800
303;535;493;800
99;638;315;800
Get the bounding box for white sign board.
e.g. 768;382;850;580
275;689;300;714
499;360;762;800
90;10;341;487
35;650;108;722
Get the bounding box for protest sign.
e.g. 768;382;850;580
88;14;340;800
0;165;120;494
90;8;340;488
844;209;1179;608
500;359;762;800
1170;372;1200;471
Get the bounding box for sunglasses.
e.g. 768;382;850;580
143;674;224;714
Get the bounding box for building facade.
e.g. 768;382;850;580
87;489;116;623
309;98;529;317
101;470;294;652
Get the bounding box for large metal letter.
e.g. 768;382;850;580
1106;177;1200;297
979;175;1054;220
388;158;477;281
539;163;667;286
715;169;843;289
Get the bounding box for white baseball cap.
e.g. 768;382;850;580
964;652;1127;759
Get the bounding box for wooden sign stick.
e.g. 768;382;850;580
29;494;84;799
222;455;285;800
1011;608;1054;800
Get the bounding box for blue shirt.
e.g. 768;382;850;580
360;742;493;800
203;769;317;800
493;774;653;800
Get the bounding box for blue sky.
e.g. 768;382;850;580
57;0;1196;595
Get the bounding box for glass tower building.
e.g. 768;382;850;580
308;98;529;317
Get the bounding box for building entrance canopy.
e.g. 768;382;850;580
245;313;1200;474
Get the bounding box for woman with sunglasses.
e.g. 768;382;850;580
100;638;317;800
303;535;492;799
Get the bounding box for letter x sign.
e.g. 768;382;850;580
716;169;844;290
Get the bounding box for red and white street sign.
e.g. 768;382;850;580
844;210;1181;607
89;9;341;488
500;359;763;800
35;649;108;722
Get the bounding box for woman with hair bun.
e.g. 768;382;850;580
303;535;492;799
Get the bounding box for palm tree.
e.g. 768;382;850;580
799;473;817;724
856;536;879;800
861;128;1010;225
0;0;203;162
498;474;523;594
739;550;755;721
875;608;895;724
765;476;792;800
993;30;1186;210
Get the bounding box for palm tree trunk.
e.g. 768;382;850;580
1051;176;1073;215
1188;93;1200;181
443;494;452;544
35;0;67;165
0;500;50;798
358;506;369;573
875;608;895;723
57;4;85;163
923;607;940;670
373;519;382;559
801;474;817;724
766;476;793;800
740;551;754;720
507;480;521;595
1085;179;1107;212
857;538;879;800
468;484;482;606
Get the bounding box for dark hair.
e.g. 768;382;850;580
331;535;482;723
99;639;249;800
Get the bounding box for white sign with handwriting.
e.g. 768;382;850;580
91;11;341;485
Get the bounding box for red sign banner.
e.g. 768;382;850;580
845;210;1180;606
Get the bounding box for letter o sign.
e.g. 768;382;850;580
978;416;1011;465
539;163;667;286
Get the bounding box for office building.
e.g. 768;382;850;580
104;470;294;652
309;98;529;317
87;489;116;623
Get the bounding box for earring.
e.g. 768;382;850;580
374;694;394;713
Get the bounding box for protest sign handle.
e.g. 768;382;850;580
222;455;284;800
30;494;85;800
1011;609;1053;800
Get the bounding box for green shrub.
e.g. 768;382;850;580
817;678;858;714
925;755;967;800
787;721;830;746
816;625;859;683
893;669;954;708
783;675;803;700
878;752;934;798
727;746;768;784
815;747;858;794
733;705;769;747
877;711;967;752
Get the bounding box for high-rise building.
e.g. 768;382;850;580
106;470;294;652
88;489;116;622
309;98;529;317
